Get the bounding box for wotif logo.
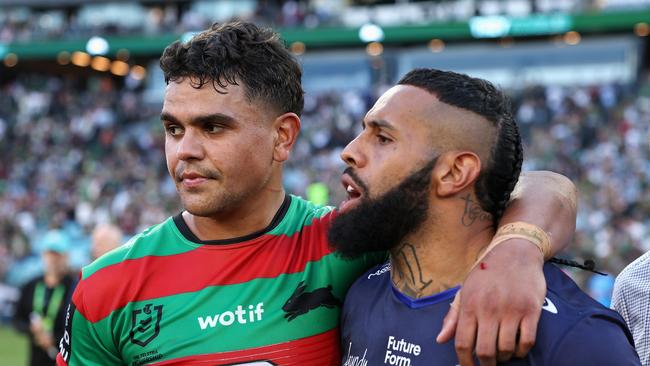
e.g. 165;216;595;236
198;302;264;330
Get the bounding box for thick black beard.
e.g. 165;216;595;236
328;157;438;258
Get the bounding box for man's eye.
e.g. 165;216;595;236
377;135;391;144
165;126;182;136
205;124;224;133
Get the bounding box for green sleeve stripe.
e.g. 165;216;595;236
68;304;123;365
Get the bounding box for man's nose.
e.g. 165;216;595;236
340;136;366;168
176;130;205;161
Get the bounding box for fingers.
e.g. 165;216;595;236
475;320;498;366
437;292;461;343
455;312;477;366
496;318;519;362
437;305;459;343
451;238;546;364
453;309;538;366
515;312;540;358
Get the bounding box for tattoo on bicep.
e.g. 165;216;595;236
460;194;492;227
393;242;432;298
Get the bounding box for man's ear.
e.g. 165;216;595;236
434;151;482;197
272;112;301;162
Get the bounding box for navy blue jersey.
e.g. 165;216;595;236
341;262;640;366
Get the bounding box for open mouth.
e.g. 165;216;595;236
346;184;362;199
339;174;364;214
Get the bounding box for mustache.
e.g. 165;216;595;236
174;163;221;181
329;156;438;258
342;167;369;195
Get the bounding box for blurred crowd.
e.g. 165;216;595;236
1;0;644;44
0;0;340;44
0;75;175;291
519;81;650;271
0;70;648;317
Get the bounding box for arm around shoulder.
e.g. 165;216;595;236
502;170;577;256
437;171;578;364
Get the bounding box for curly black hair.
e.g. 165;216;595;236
160;21;304;116
398;68;523;224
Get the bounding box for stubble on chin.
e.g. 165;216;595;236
178;186;248;218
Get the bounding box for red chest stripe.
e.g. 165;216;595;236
76;216;333;323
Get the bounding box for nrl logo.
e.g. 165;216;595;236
129;304;163;347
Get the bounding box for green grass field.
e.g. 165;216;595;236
0;325;28;366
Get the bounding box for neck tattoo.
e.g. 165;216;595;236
391;242;433;298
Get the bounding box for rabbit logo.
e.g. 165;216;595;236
282;281;341;321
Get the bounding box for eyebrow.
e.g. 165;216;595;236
363;119;397;131
160;112;237;126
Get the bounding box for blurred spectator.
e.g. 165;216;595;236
12;230;76;366
90;223;123;260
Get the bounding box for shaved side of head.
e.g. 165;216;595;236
397;68;522;223
422;97;497;168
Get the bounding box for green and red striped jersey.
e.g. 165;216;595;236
56;195;384;366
